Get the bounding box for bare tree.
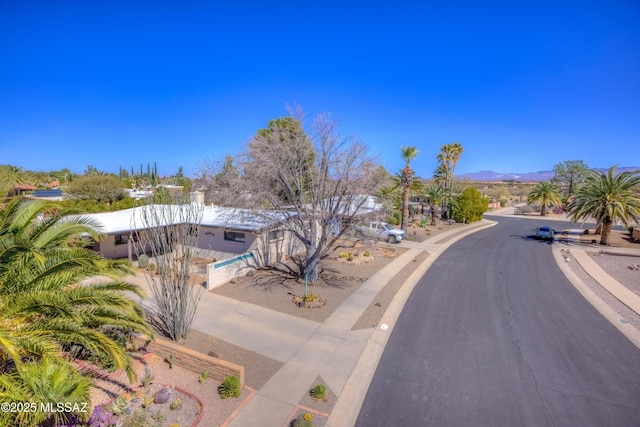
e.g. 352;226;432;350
196;110;386;282
133;192;204;341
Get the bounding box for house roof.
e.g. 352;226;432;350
74;204;290;235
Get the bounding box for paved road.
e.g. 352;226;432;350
356;216;640;426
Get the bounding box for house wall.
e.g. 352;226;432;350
196;225;257;254
97;230;153;260
98;234;131;259
205;228;304;290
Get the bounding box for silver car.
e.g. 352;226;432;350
535;225;554;240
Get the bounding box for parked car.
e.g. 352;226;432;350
358;221;406;243
535;225;554;240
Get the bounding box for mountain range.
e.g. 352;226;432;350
457;166;640;182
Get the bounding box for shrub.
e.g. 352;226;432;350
141;364;154;388
218;375;241;399
310;383;327;401
363;250;371;257
148;262;156;271
293;413;315;427
170;397;183;410
452;187;489;223
88;405;119;427
119;407;164;427
338;252;349;259
166;354;174;369
303;292;318;303
138;254;149;268
199;370;209;383
110;396;129;415
388;210;401;225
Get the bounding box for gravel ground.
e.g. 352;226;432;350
182;330;283;390
352;250;430;330
89;351;247;427
210;244;409;323
588;252;640;296
564;249;640;332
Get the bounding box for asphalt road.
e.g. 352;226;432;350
356;216;640;426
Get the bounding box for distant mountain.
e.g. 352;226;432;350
458;170;554;181
458;166;639;182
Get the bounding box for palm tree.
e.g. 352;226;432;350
0;197;153;420
567;166;640;245
0;164;30;198
433;163;448;187
448;142;464;190
0;358;93;426
400;146;419;232
527;181;562;216
425;184;445;225
436;142;464;218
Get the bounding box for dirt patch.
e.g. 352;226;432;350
352;251;430;330
181;330;283;390
577;229;640;249
403;221;466;243
211;243;408;323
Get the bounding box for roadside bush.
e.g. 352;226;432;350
452;187;488;223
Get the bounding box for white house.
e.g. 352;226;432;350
77;194;383;289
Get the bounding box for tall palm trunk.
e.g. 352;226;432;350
401;165;412;232
600;220;612;245
430;203;438;226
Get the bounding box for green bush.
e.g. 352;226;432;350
388;210;401;225
138;254;149;268
310;383;327;401
218;375;241;399
452;187;489;223
338;252;349;259
293;416;315;427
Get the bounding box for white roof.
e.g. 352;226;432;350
74;204;290;235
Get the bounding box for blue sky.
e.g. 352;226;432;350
1;1;638;179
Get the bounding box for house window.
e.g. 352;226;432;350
268;229;284;241
224;231;245;243
115;234;137;245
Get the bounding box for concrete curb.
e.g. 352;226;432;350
327;220;497;427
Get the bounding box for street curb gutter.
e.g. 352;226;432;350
552;246;640;351
327;220;497;427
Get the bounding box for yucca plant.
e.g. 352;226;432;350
218;375;241;399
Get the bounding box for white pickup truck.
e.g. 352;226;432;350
358;222;406;243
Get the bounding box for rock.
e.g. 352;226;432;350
154;387;172;404
207;350;219;358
